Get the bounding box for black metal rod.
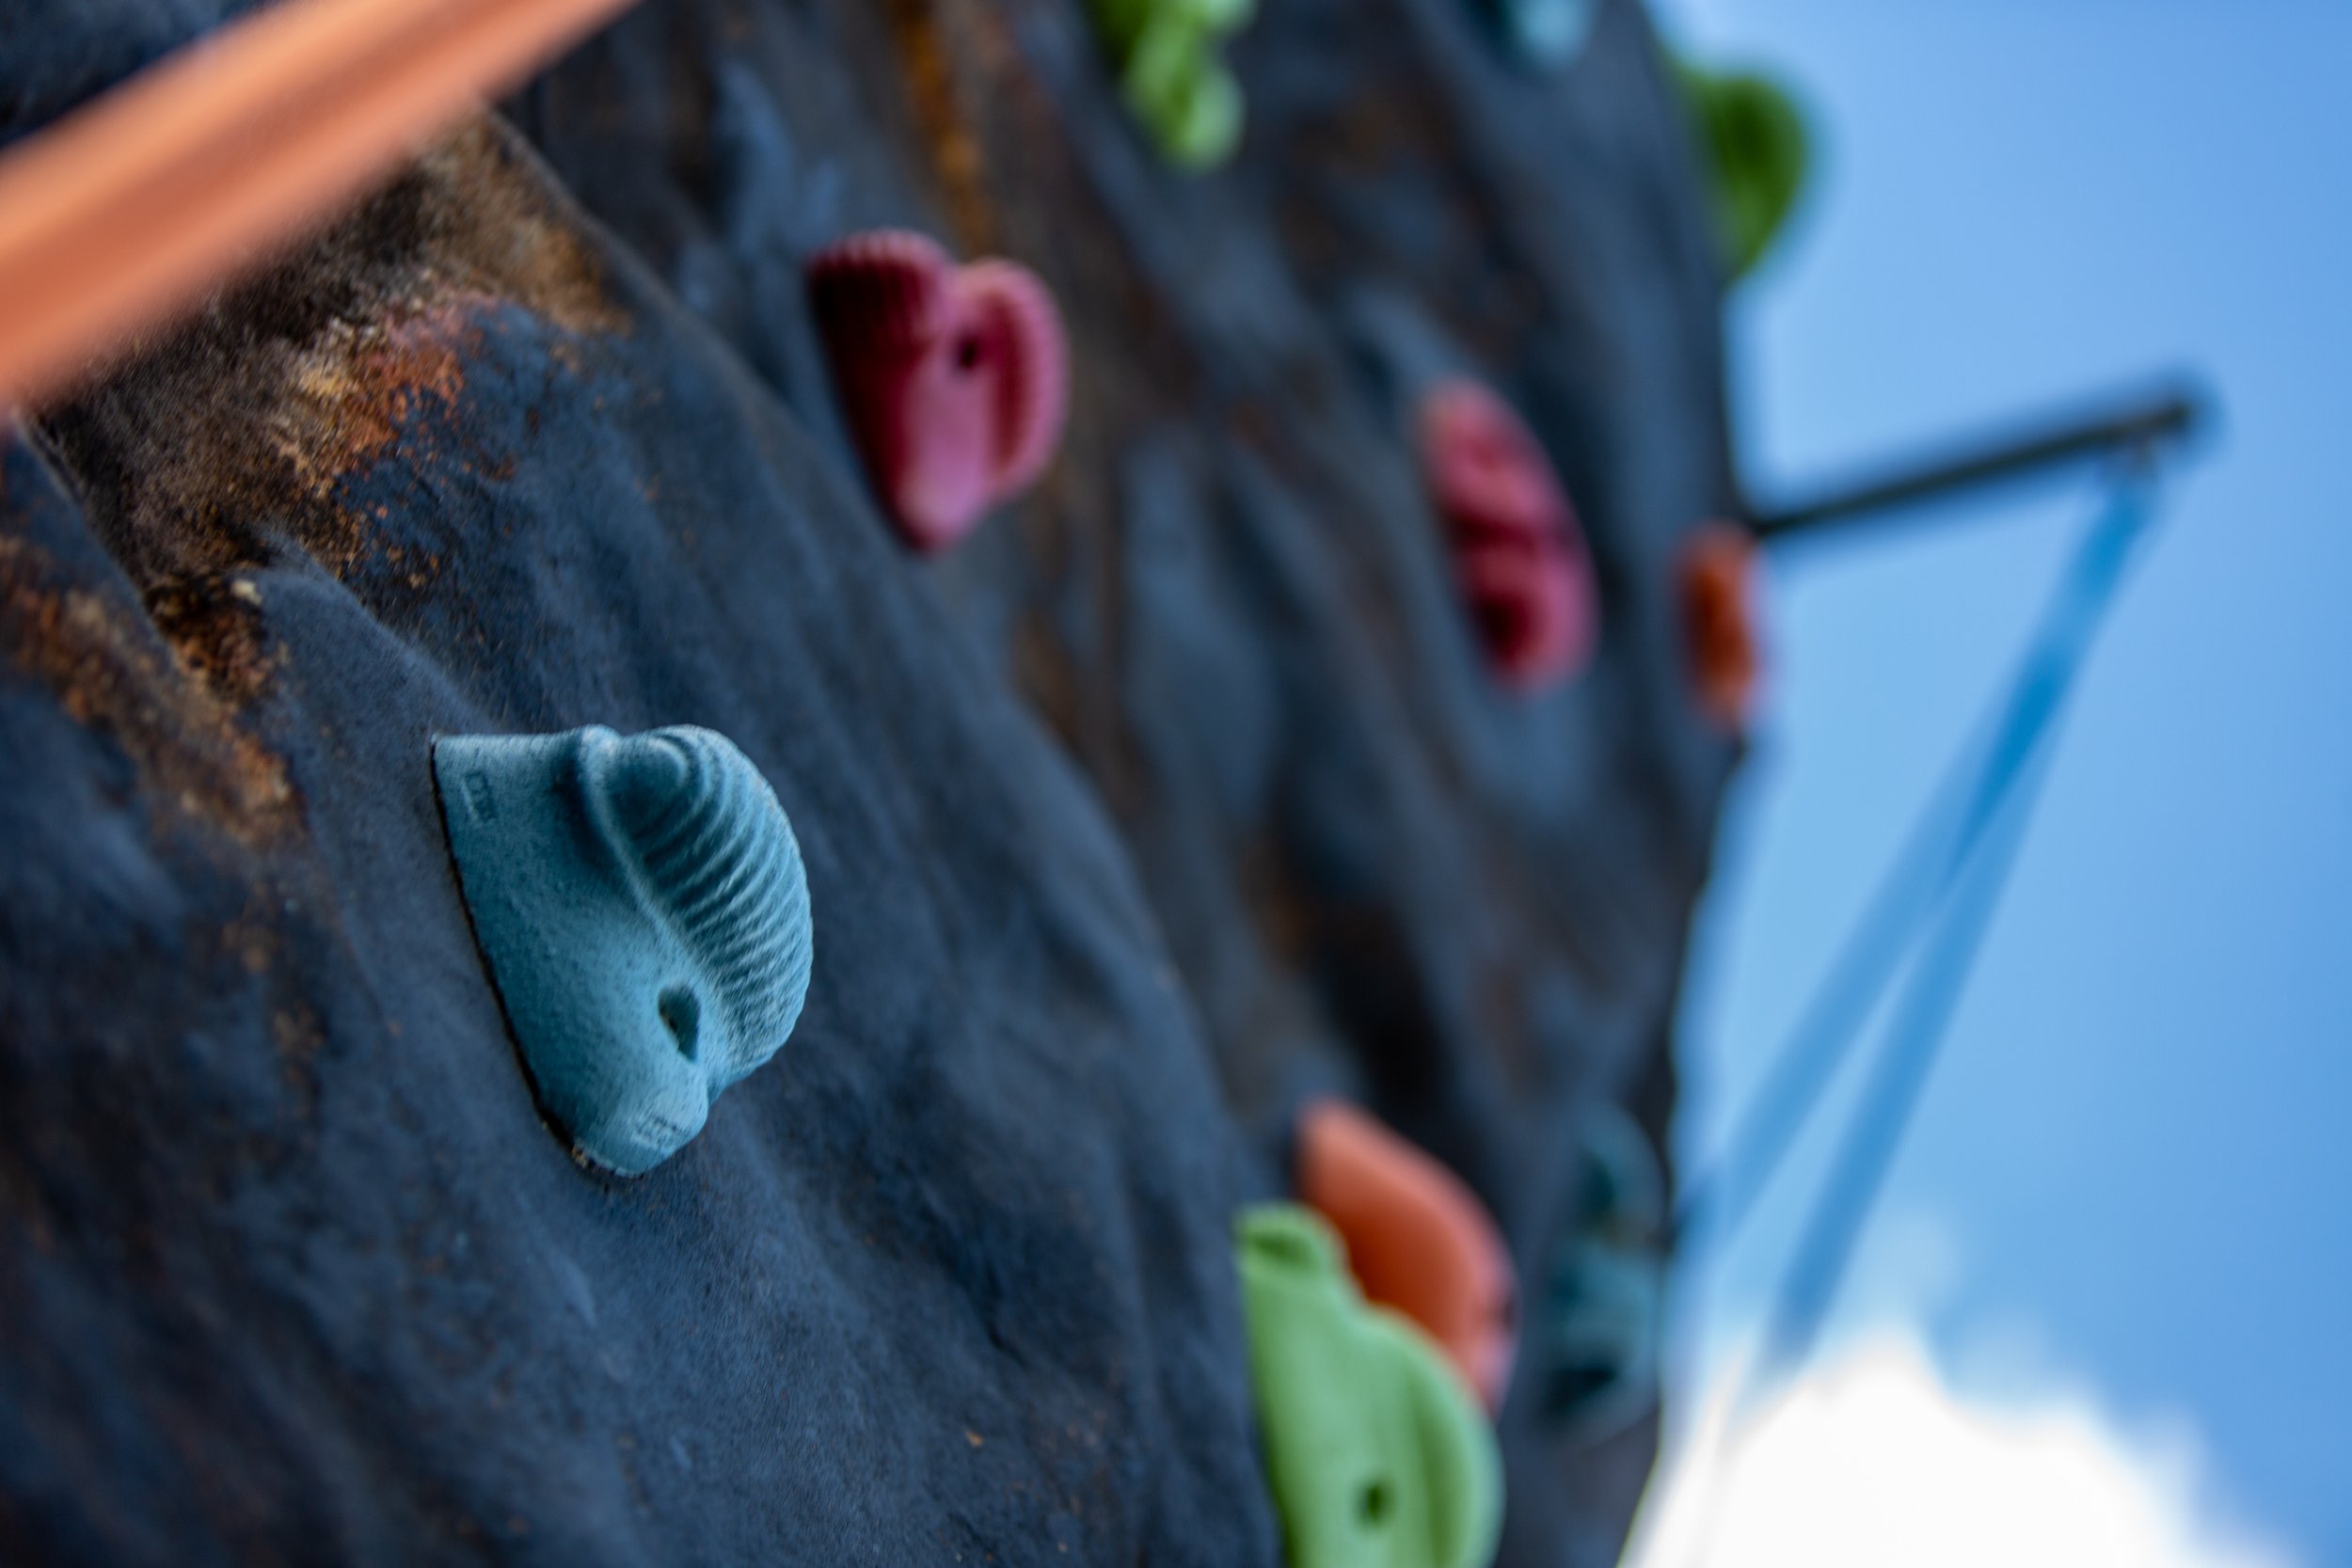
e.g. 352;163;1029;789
1750;378;2210;541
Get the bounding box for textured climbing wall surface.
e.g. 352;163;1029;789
0;0;1732;1563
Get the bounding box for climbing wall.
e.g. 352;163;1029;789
0;0;1734;1562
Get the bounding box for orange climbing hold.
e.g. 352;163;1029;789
1678;522;1764;730
1295;1098;1518;1412
806;230;1070;554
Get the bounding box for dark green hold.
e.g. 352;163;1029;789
433;725;815;1178
1236;1205;1503;1568
1679;61;1811;282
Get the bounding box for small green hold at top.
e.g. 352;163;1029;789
1086;0;1258;171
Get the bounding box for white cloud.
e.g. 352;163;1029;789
1625;1331;2299;1568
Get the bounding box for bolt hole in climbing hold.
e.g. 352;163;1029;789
1359;1476;1395;1527
954;332;983;372
1245;1214;1329;1275
1472;593;1533;657
659;985;701;1060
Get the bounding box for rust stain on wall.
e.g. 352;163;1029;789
31;116;628;604
0;534;294;847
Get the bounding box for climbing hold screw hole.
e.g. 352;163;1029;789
1245;1225;1321;1272
1475;596;1530;649
659;985;701;1060
954;333;984;372
1359;1477;1394;1528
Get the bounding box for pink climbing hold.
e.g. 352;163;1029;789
1417;378;1600;692
806;230;1071;554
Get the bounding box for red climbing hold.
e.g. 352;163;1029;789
1678;521;1763;730
1295;1097;1519;1413
1417;377;1599;692
806;230;1070;554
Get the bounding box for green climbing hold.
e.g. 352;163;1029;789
1123;18;1245;171
1236;1206;1503;1568
1086;0;1257;171
1678;61;1811;282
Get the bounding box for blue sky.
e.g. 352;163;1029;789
1658;2;2352;1561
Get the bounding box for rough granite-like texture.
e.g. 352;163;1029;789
0;1;1733;1563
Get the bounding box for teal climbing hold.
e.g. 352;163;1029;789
433;725;814;1178
1237;1205;1503;1568
1541;1108;1665;1439
1474;0;1601;71
1543;1245;1662;1437
1677;61;1811;281
1085;0;1257;171
1574;1102;1665;1247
